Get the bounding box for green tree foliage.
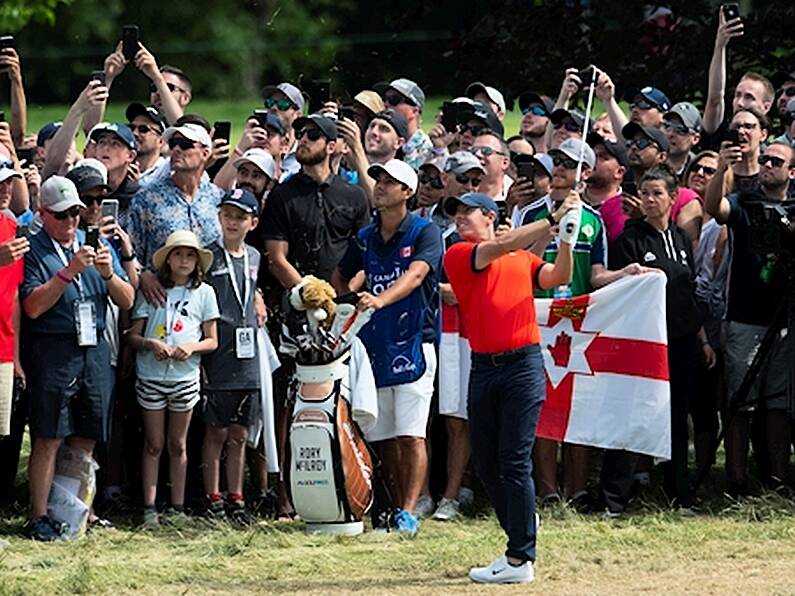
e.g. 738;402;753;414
0;0;73;32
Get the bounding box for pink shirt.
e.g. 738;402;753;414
596;192;628;243
671;187;702;224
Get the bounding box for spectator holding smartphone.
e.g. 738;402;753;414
0;46;27;148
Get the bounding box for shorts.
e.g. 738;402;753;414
136;377;201;413
368;343;436;442
26;335;113;442
725;321;788;411
438;335;471;420
0;361;13;436
203;389;258;428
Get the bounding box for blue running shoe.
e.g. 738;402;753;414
392;509;420;536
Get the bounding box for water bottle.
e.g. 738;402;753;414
554;284;572;299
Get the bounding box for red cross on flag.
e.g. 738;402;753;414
536;273;671;460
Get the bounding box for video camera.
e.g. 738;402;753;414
744;199;795;255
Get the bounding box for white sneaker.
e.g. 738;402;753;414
415;495;435;519
457;487;474;507
432;497;461;521
469;555;535;584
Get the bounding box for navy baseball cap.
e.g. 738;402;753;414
633;87;671;112
444;192;499;217
37;122;62;147
125;103;166;132
89;123;137;150
518;92;555;115
587;132;629;168
457;100;504;136
622;122;670;153
220;188;259;215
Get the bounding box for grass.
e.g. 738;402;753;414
16;97;526;149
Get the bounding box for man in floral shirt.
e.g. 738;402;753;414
380;78;433;169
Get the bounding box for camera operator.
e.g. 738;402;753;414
704;140;795;494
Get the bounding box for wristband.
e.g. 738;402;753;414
121;254;136;263
56;269;72;284
545;213;557;227
102;272;114;282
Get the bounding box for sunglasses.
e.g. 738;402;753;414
663;121;691;136
632;99;657;111
758;154;788;168
80;195;106;207
778;87;795;98
455;174;482;186
458;123;485;136
168;136;198;151
553;121;580;132
129;123;158;135
264;97;296;111
296;128;324;141
730;122;758;132
552;154;579;169
690;163;717;176
418;172;444;189
49;206;81;220
383;93;410;107
149;82;187;94
469;146;505;157
626;137;658;151
521;105;547;117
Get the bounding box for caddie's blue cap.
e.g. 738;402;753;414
220;188;259;215
444;192;498;217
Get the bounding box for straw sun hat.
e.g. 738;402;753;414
152;230;213;274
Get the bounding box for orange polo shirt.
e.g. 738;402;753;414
444;242;545;354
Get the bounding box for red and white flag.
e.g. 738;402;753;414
536;273;671;459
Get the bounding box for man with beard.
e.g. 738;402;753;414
517;92;554;154
663;102;702;179
583;133;629;259
214;111;286;191
125;103;166;187
231;149;275;208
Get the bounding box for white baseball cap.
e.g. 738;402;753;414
0;163;21;184
233;148;276;179
40;176;86;212
465;82;506;113
368;159;418;193
162;123;213;149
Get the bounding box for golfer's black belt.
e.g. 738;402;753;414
472;344;536;367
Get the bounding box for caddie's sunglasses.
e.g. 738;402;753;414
521;105;547;117
552;154;579;170
168;136;198;151
469;146;505;157
418;173;444;189
758;154;788;168
625;137;658;151
49;206;81;220
149;82;187;94
553;121;580;132
455;174;482;187
690;163;717;176
264;97;296;111
296;128;324;141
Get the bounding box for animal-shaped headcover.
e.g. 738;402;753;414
289;275;337;329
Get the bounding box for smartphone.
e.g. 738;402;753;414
100;199;119;224
121;25;140;61
212;121;231;143
722;3;740;20
0;111;4;123
440;101;461;132
15;224;29;239
339;106;356;121
16;147;35;164
725;128;741;147
306;79;331;113
497;202;508;227
577;66;595;84
85;226;100;249
91;70;106;85
516;161;536;180
0;36;13;52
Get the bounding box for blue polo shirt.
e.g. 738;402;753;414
338;211;442;342
22;228;128;335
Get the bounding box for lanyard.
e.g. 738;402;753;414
165;286;190;340
51;237;83;296
220;242;250;318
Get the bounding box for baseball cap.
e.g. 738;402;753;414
220;188;259;215
249;110;287;136
386;78;425;111
66;158;111;194
36;122;62;147
465;82;506;113
368;159;418;193
530;153;554;177
40;176;85;212
622;122;670;153
125;103;166;132
550;109;588;132
518;92;555;115
353;90;385;115
89;123;137;150
633;86;671;112
586;132;629;168
457;101;504;136
550;138;596;169
162;123;213;149
419;154;447;173
371;109;409;140
292;114;338;141
233;148;276;179
444;151;486;175
664;102;702;131
261;82;305;111
443;192;499;217
771;68;795;90
0;163;21;184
